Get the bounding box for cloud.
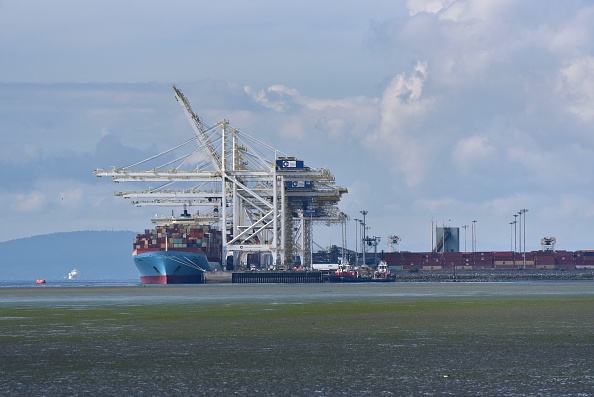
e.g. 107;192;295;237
366;62;434;187
315;117;352;141
246;85;302;113
398;1;590;92
14;191;48;212
452;134;497;172
557;56;594;122
546;6;594;56
406;0;514;23
0;142;41;165
405;0;456;16
244;83;379;147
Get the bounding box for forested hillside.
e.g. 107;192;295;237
0;231;138;280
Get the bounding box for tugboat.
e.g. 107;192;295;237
372;261;396;281
323;261;395;283
325;265;361;283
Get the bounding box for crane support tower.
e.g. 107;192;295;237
94;85;348;270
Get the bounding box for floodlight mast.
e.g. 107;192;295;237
360;210;368;264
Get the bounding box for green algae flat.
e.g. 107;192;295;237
1;283;593;396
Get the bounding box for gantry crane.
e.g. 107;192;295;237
94;85;347;270
388;235;401;252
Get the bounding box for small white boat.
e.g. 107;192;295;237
68;268;79;280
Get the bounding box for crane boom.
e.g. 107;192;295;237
173;85;222;172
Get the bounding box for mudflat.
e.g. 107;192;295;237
1;282;593;396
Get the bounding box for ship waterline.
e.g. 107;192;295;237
133;250;211;285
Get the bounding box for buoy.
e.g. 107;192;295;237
35;279;46;284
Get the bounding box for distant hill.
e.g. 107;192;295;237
0;231;139;281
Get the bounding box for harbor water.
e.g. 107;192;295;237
1;281;593;396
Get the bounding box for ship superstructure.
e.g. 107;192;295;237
94;85;347;282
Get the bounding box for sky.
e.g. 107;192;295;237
1;0;594;254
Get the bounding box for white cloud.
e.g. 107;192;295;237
438;0;513;23
245;67;443;190
406;0;455;16
405;0;513;23
246;84;375;114
0;143;41;165
14;191;48;212
315;117;351;141
555;194;594;218
245;84;379;147
452;134;497;172
557;56;594;122
366;62;435;187
278;116;308;141
547;7;594;56
246;85;297;113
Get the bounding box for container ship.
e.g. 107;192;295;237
132;211;222;284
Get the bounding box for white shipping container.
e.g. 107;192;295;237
312;263;339;271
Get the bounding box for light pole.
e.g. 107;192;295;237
310;210;313;269
353;218;361;266
520;209;528;268
462;225;468;252
513;214;518;252
430;219;435;251
517;211;522;254
360;210;368;265
358;220;364;265
509;221;514;251
472;220;477;252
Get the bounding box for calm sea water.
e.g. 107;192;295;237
2;279;594;306
0;279;141;288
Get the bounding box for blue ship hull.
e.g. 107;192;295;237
133;250;211;284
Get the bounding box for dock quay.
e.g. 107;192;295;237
203;269;594;284
396;269;594;282
231;271;323;284
204;271;324;284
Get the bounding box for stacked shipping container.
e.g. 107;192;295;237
383;250;589;271
133;223;222;262
574;250;594;269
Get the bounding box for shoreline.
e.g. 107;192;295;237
395;268;594;282
204;269;594;284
